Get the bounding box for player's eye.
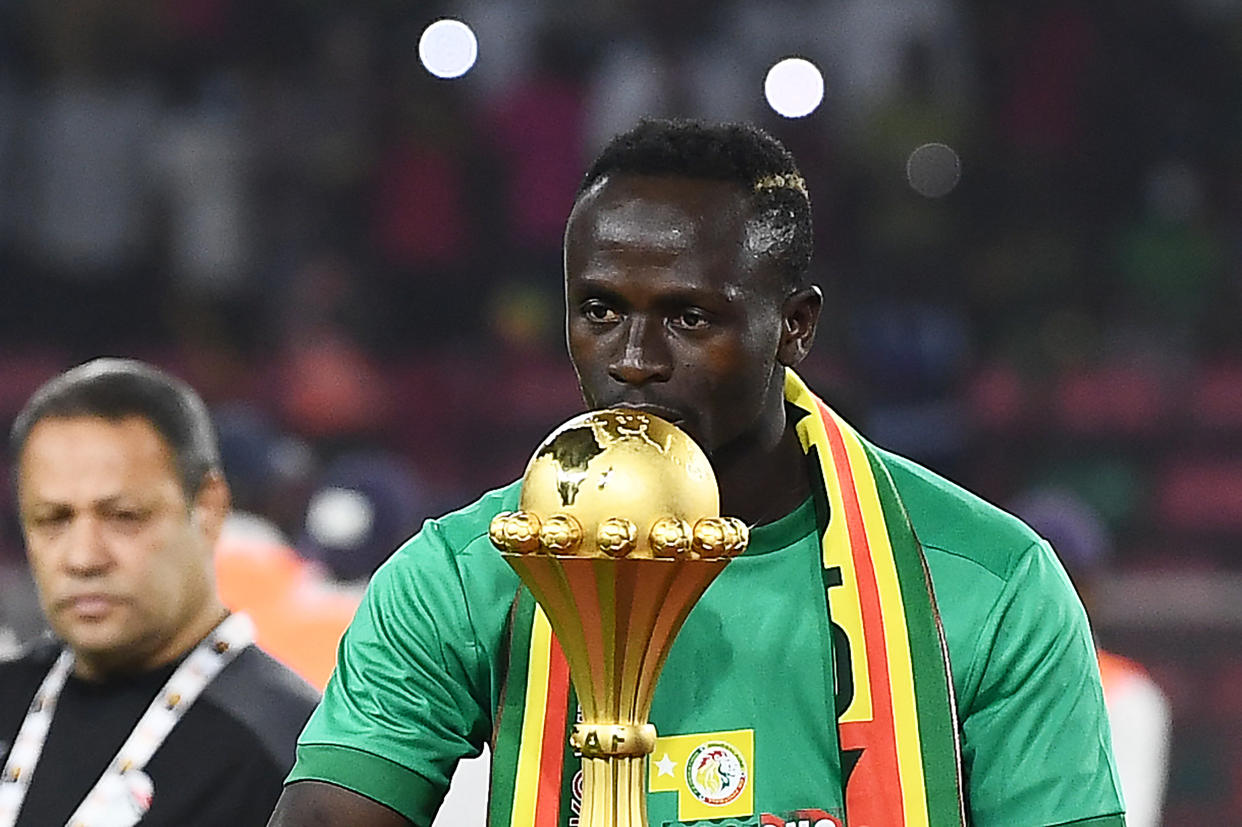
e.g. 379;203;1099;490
581;300;619;324
673;309;710;330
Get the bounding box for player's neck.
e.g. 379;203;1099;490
714;407;810;527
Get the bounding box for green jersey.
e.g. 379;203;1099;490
289;448;1124;826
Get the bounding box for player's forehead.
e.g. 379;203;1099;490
567;175;762;278
566;174;783;300
571;174;750;244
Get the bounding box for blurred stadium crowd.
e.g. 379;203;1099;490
0;0;1239;820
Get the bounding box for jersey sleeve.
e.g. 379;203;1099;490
286;519;499;826
958;540;1126;826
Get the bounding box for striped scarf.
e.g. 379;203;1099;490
785;369;964;825
488;370;965;826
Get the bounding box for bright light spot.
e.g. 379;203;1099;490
764;57;824;118
906;142;961;198
306;487;375;550
418;19;478;79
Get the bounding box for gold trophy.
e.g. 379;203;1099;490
489;409;748;826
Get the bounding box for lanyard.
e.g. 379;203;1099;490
0;612;254;827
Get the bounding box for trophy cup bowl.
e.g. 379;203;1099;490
489;409;748;827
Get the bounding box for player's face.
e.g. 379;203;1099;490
18;416;224;678
565;174;790;456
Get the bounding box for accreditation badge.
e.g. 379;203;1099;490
85;768;154;827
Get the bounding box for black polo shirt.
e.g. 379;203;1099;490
0;640;319;826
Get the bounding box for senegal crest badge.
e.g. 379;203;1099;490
650;728;754;821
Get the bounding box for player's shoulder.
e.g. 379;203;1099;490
876;447;1045;582
398;480;523;557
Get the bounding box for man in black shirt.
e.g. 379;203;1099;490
0;358;319;826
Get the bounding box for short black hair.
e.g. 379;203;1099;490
577;118;813;288
10;358;222;499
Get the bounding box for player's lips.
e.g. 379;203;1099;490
611;403;685;426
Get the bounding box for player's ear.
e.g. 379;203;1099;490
777;286;822;367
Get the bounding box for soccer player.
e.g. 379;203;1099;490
269;120;1125;826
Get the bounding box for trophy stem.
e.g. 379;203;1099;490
579;755;648;827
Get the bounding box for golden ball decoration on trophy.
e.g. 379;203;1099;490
489;409;748;827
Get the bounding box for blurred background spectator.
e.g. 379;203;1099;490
0;0;1239;820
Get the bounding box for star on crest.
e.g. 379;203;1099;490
655;752;676;777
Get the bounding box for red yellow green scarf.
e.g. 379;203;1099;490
785;369;964;826
488;370;965;826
